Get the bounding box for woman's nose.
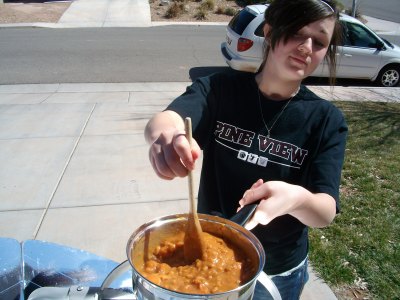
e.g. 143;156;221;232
298;38;312;54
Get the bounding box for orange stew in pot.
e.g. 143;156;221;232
136;231;256;294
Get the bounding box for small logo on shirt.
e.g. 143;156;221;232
238;150;268;167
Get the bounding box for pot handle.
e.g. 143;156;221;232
100;260;137;299
229;203;258;226
257;272;282;300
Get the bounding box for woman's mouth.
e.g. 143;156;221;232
290;56;308;66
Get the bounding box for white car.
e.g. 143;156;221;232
221;4;400;87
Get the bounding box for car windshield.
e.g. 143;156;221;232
228;9;256;35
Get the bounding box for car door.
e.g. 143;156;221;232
335;21;383;79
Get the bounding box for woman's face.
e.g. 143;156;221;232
265;17;335;82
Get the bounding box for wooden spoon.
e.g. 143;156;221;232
183;117;205;264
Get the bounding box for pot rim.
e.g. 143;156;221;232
125;213;266;297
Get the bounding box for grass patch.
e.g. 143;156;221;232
309;101;400;299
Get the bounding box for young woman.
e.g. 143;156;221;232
144;0;347;298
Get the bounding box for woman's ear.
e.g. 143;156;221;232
263;23;271;39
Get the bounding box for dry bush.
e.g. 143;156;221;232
224;6;236;16
165;1;186;18
200;0;215;11
215;4;236;16
194;7;208;20
215;6;224;14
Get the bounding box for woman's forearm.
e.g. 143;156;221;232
290;191;337;228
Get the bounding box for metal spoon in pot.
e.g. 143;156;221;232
183;117;205;264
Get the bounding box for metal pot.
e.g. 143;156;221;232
101;213;281;300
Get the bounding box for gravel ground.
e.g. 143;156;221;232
0;0;240;24
0;2;71;23
150;0;241;23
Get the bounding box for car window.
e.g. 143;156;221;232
255;21;265;37
228;9;256;35
342;21;381;48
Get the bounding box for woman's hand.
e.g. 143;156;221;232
149;129;201;180
238;180;336;230
145;111;201;180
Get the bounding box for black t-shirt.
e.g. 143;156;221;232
167;71;348;274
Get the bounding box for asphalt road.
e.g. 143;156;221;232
339;0;400;23
0;26;226;84
0;26;399;85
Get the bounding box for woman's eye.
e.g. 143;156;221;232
315;40;328;48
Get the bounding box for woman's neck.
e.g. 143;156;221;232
256;69;301;101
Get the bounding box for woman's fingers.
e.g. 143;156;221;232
149;150;174;180
150;143;189;178
149;130;201;180
244;200;270;230
251;179;264;189
241;181;299;230
244;214;259;231
239;180;269;207
173;133;201;170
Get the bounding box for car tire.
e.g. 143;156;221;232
376;65;400;87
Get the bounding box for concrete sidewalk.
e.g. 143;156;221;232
1;82;399;299
58;0;151;27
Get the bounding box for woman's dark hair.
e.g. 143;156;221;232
260;0;342;86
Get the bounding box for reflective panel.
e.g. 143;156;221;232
0;238;133;299
22;240;133;298
1;238;275;299
0;238;23;300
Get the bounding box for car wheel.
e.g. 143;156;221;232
376;65;400;87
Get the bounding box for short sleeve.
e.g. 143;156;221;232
307;106;348;212
166;75;217;148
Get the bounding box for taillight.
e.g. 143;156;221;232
237;38;254;52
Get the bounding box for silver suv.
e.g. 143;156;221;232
221;4;400;87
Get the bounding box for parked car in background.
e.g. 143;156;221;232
221;4;400;87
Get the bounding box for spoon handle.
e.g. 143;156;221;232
185;117;196;214
184;117;204;263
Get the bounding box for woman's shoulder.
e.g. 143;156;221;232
298;85;337;107
198;71;255;87
298;85;326;101
298;85;346;119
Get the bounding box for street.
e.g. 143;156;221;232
0;26;226;84
340;0;400;23
0;26;399;85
